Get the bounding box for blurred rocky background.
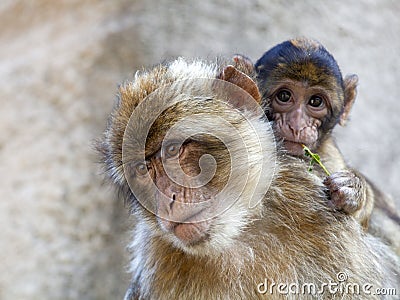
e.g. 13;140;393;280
0;0;399;299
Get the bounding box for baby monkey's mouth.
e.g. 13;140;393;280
282;140;305;156
282;138;317;157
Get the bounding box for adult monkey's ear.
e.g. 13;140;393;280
217;64;261;104
340;74;358;126
232;54;255;77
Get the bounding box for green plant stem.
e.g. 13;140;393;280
302;145;331;176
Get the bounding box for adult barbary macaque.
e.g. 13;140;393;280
97;58;399;299
250;38;400;239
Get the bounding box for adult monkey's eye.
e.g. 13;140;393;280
165;143;180;158
276;90;291;102
308;95;324;107
135;163;148;176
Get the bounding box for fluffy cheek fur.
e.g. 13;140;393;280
128;198;253;258
166;204;251;256
132;157;267;257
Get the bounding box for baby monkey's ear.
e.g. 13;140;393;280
340;74;358;126
217;64;261;105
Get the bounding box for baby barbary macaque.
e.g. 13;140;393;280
243;37;399;253
97;58;399;299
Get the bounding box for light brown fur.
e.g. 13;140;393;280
97;58;399;299
250;38;400;254
125;162;399;299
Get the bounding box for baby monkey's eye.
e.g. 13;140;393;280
276;90;291;103
135;163;148;176
308;95;324;107
164;143;180;158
